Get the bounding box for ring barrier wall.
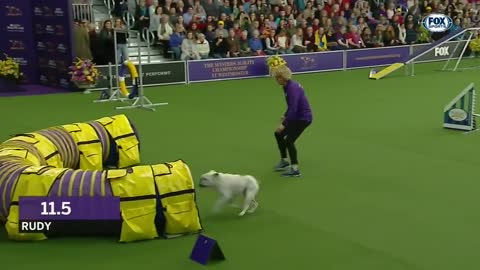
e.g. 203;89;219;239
0;114;203;242
90;40;477;89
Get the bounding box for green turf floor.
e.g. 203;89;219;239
1;62;480;270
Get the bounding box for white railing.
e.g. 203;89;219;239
72;3;95;22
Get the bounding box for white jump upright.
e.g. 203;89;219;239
94;28;168;111
405;27;480;76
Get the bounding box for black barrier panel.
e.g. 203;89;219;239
93;61;186;90
411;41;469;63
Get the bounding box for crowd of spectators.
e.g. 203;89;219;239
75;0;480;62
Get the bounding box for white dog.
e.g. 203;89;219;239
199;170;259;216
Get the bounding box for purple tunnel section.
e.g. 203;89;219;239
36;126;80;169
88;121;111;163
0;162;29;221
49;169;113;197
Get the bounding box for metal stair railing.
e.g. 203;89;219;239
72;2;95;22
103;0;115;17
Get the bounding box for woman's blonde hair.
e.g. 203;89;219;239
271;65;292;81
267;55;292;80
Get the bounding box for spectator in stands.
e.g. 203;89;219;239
373;25;385;47
450;18;464;40
196;33;210;59
303;1;315;22
249;20;261;37
345;25;365;49
73;19;93;61
181;31;199;60
203;0;218;17
238;30;252;56
325;28;338;48
212;32;229;58
163;0;174;13
184;6;195;25
99;19;116;64
219;13;232;29
114;18;129;62
112;0;128;17
177;15;186;27
398;23;406;44
218;0;231;16
256;0;269;15
249;29;265;55
87;23;100;63
227;28;241;57
232;21;242;37
150;6;163;43
158;14;174;57
311;18;320;33
148;0;158;15
134;0;150;37
193;0;207;20
176;0;185;14
334;26;349;50
356;16;369;33
404;22;417;44
384;25;400;46
361;27;374;48
215;21;229;38
265;30;279;55
314;27;327;51
170;24;185;60
189;22;200;37
303;26;318;52
290;28;307;53
404;14;417;27
205;24;217;44
276;30;292;54
417;22;431;43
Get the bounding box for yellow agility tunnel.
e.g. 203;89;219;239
0;114;203;242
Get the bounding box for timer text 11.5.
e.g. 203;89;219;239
40;201;72;216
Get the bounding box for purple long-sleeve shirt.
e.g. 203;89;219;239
283;80;313;124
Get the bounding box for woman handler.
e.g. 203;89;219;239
269;56;313;177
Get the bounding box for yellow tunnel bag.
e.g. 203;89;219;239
107;166;159;242
153;161;203;237
95;115;140;168
0;114;204;242
6;166;68;241
6;133;62;168
62;123;104;170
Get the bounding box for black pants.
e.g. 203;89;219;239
274;120;311;165
159;39;170;57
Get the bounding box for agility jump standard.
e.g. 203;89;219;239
94;29;168;111
443;82;480;134
369;27;480;79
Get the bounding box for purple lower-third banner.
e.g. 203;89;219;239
346;46;410;68
187;56;269;82
282;51;343;73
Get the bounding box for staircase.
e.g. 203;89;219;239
89;0;168;64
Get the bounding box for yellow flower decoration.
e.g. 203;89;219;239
0;54;22;81
266;55;287;71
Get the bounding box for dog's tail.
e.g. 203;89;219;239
248;175;261;186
